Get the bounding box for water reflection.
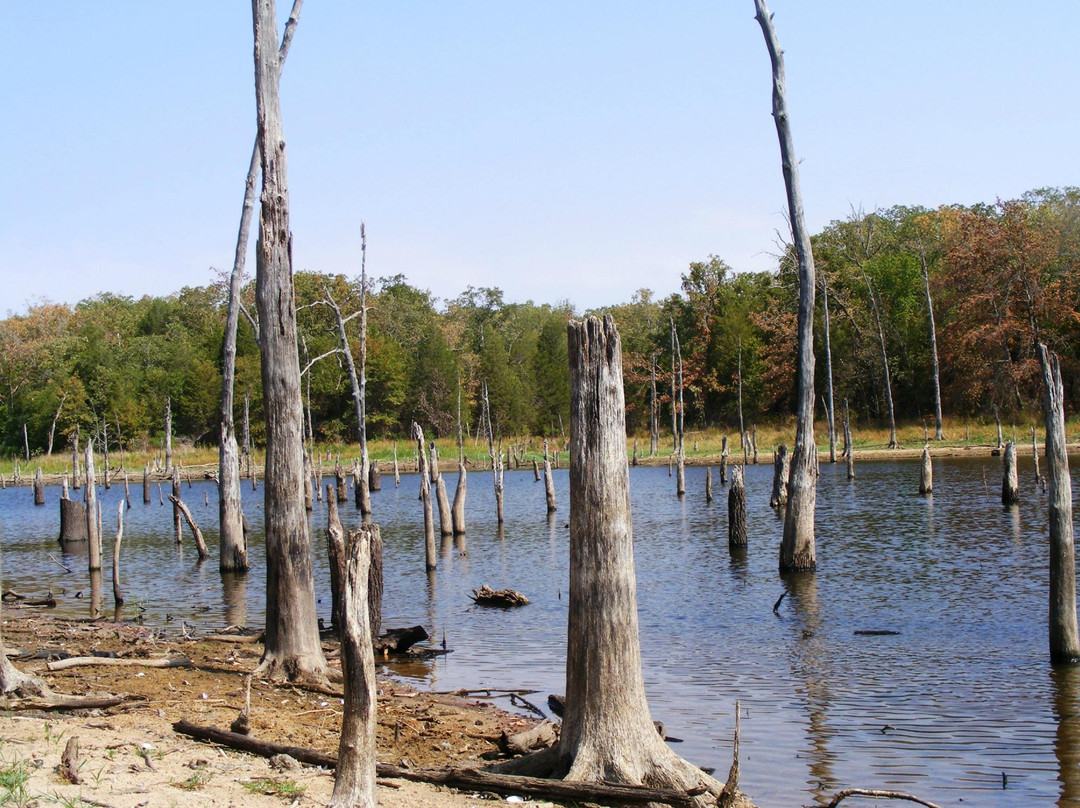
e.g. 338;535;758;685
783;571;837;805
1052;665;1080;807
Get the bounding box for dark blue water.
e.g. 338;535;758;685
2;454;1078;807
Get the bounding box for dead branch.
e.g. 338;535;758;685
825;788;944;808
47;655;192;672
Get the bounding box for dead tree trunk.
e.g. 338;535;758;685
649;353;658;457
59;497;88;543
71;426;81;490
843;399;855;480
482;381;504;524
369;460;381;491
511;315;723;801
164;396;173;474
85;440;101;571
822;273;837;463
251;0;327;685
705;467;713;504
367;524;383;639
112;502;125;606
430;443;453;536
757;0;817;571
728;466;747;549
919;445;933;495
1002;440;1020;505
169;495;211;560
770;445;790;508
172;467;183;544
543;441;557;513
452;462;467;536
33;467;44;506
413;423;437;571
719;435;729;484
328;522;377;808
1032;426;1045;491
737;338;745;457
1038;344;1080;662
994;404;1004;449
672;320;686;497
326;491;346;638
142;462;151;505
918;247;945;440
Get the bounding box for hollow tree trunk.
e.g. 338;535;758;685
251;0;327;684
540;314;723;801
1038;344;1080;662
757;0;818;571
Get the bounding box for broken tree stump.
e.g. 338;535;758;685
470;585;530;607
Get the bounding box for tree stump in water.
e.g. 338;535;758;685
705;468;713;504
919;445;933;495
770;444;790;508
369;460;381;492
728;466;747;548
59;498;89;543
470;585;529;607
1002;440;1019;505
33;467;45;506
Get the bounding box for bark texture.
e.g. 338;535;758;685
770;445;790;509
728;466;747;549
542;315;723;802
1038;344;1080;662
327;523;377;808
251;0;326;683
1002;441;1020;505
756;0;817;572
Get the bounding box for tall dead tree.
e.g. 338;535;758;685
1002;441;1020;505
1038;344;1080;661
543;440;557;513
671;319;686;497
85;440;101;571
413;423;437;570
649;353;658;457
482;381;504;524
821;272;837;463
917;244;945;440
357;223;372;515
757;0;818;572
452;385;467;535
502;315;726;802
251;0;327;684
737;338;745;457
71;425;81;490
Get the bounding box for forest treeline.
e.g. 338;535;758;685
2;187;1077;458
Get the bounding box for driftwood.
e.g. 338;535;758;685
500;720;559;755
2;692;132;712
47;655;192;672
172;721;706;806
2;590;57;608
824;788;944;808
59;736;81;784
470;585;530;607
373;626;428;655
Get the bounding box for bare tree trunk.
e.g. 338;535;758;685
452;391;467;535
326;491;346;638
112;501;125;606
822;273;837;462
46;392;66;457
1002;440;1020;505
33;467;44;506
649;353;658;457
843;399;855;481
757;0;818;572
719;435;729;484
164;396;173;473
327;521;377;808
170;495;211;560
251;0;327;684
413;423;437;570
367;525;383;639
85;440;101;571
770;444;790;509
393;444;400;487
431;443;453;536
1032;426;1045;491
737;338;745;453
71;425;81;490
482;381;504;524
172;466;183;544
531;315;723;801
671;319;686;497
705;467;713;504
859;268;899;449
543;440;557;513
728;466;747;548
102;419;110;489
919;445;933;495
994;403;1003;449
1038;344;1080;662
357;223;371;516
915;248;945;440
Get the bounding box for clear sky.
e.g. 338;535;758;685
2;2;1077;316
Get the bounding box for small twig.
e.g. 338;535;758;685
48;554;73;573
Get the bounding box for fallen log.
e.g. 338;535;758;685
470;585;529;607
2;693;132;712
172;720;704;806
499;720;559;755
47;655;192;672
373;626;428;655
1;590;56;608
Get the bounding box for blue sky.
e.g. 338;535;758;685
2;2;1077;315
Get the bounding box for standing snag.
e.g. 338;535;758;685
919;445;933;495
493;315;731;805
728;466;747;549
770;444;790;509
1002;441;1020;505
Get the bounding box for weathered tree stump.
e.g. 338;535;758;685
719;436;729;484
451;462;467;535
1002;440;1019;505
112;502;125;606
728;466;747;548
543;441;557;513
171;466;182;545
59;498;89;543
33;467;45;506
705;468;713;504
369;459;381;492
431;444;453;536
533;458;540;481
770;444;790;508
919;445;933;495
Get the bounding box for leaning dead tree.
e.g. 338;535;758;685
218;0;301;573
412;423;437;571
1038;343;1080;662
494;316;736;807
251;0;327;684
757;0;818;572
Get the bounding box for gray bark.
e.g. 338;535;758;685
172;466;183;544
728;466;747;548
649;353;658;457
327;523;377;808
737;339;745;457
85;440;101;571
1038;344;1080;661
844;400;855;481
431;443;453;536
112;501;125;606
452;462;467;535
482;382;504;524
164;396;173;473
919;248;945;440
1002;441;1020;505
919;446;933;495
550;315;722;801
169;495;211;560
822;273;837;463
143;462;151;504
543;441;557;513
770;444;790;509
719;435;729;484
756;0;817;571
251;0;327;683
33;467;44;506
1032;426;1045;490
71;426;81;490
59;497;88;543
413;423;437;570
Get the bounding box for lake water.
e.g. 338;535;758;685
1;453;1078;807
